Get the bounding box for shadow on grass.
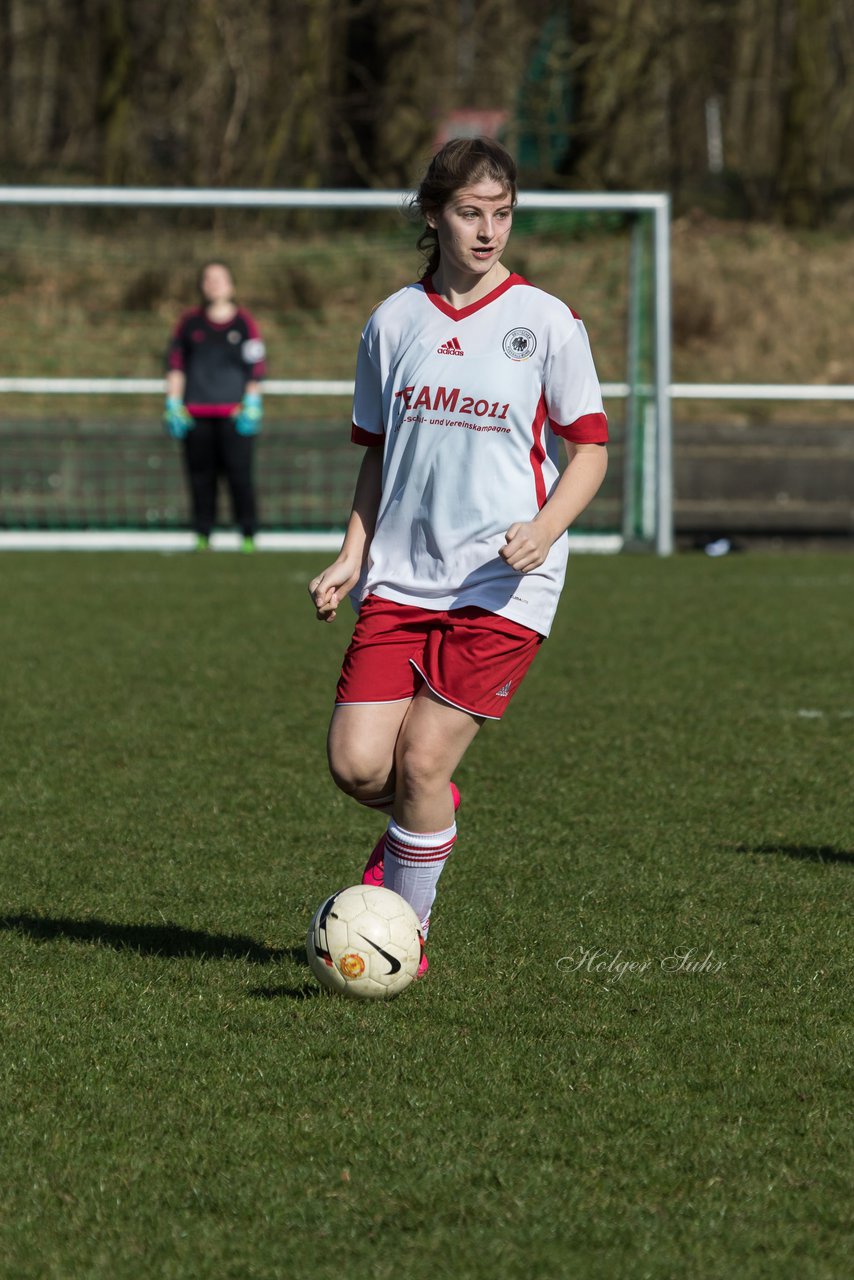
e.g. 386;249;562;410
246;946;323;1000
737;843;854;866
0;913;289;964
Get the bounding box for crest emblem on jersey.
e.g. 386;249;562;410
502;328;537;361
227;329;241;343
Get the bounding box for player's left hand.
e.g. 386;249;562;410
500;521;552;573
235;391;263;436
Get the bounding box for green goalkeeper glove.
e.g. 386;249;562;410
235;391;263;437
163;396;193;440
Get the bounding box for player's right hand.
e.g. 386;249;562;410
308;560;359;623
163;397;193;440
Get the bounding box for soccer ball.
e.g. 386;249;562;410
306;884;424;999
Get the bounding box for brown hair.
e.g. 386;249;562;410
410;137;518;278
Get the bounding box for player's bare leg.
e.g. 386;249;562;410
326;699;412;808
327;689;473;974
326;698;461;894
380;689;483;960
392;689;481;832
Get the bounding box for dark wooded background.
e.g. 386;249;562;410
2;0;851;224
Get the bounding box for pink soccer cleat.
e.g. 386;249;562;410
416;930;429;979
360;782;461;888
361;833;386;887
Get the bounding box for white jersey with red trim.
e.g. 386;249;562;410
351;273;608;636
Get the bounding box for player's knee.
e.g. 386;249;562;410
327;746;390;803
394;741;449;799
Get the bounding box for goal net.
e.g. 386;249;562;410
0;189;671;552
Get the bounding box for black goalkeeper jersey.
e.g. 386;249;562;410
166;307;266;416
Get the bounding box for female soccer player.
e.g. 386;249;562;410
308;138;608;974
164;261;266;551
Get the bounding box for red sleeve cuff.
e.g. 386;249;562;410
550;412;609;444
351;423;384;447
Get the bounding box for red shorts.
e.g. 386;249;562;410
335;594;544;720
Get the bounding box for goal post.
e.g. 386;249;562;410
0;187;672;554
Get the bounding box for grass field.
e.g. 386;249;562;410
1;550;852;1279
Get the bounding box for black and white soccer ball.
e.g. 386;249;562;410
306;884;424;999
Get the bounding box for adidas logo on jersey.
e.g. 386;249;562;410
495;680;513;698
437;337;464;356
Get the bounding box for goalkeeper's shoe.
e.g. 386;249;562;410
360;782;461;888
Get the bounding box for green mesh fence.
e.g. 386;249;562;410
0;202;652;536
0;413;625;532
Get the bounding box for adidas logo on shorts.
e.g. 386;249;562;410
495;680;512;697
437;337;464;356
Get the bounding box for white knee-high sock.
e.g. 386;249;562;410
384;818;457;937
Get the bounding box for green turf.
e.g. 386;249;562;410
1;551;852;1279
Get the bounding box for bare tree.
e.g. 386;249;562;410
0;0;850;222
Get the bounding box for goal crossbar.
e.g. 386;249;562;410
0;186;668;212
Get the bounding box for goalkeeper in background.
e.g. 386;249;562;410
164;261;266;551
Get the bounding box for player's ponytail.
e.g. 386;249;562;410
409;137;517;280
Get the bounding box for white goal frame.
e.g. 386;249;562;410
0;186;673;554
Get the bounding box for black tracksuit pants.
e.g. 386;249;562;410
182;416;258;538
